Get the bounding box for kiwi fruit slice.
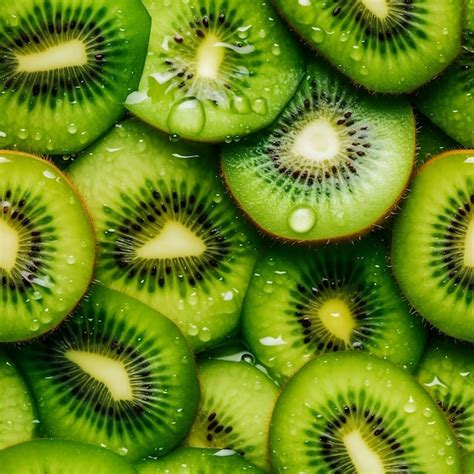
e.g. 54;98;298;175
0;439;137;473
415;336;474;452
136;447;263;473
185;359;279;471
0;150;95;342
392;150;474;342
242;238;427;384
0;0;150;154
125;0;304;142
221;59;415;242
270;351;461;473
69;119;259;351
464;452;474;473
273;0;463;94
0;349;36;449
14;284;199;462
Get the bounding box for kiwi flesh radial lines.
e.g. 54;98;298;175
392;150;474;342
222;60;415;242
14;285;199;462
0;150;94;342
273;0;463;94
126;0;304;142
0;0;150;154
242;238;427;384
270;352;462;473
70;119;259;351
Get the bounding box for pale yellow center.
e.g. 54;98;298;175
16;39;88;73
464;217;474;268
196;34;225;79
0;219;19;272
66;350;133;401
318;298;355;343
361;0;390;19
343;431;385;474
137;221;206;260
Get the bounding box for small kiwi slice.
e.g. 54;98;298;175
271;352;461;473
273;0;463;93
69;119;259;351
0;439;137;473
464;452;474;473
392;150;474;342
0;150;95;342
242;238;427;384
221;59;415;242
185;359;279;471
0;0;150;154
415;336;474;452
136;447;263;473
126;0;304;142
0;349;36;449
14;284;199;462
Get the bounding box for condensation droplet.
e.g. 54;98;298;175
288;206;316;234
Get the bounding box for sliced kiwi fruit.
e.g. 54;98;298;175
271;351;462;473
0;150;95;342
273;0;463;93
415;336;474;452
242;238;427;384
137;447;263;473
464;452;474;473
185;359;279;471
392;150;474;342
14;284;199;462
0;439;137;473
126;0;304;142
416;1;473;147
221;59;415;242
69;119;259;351
0;0;150;154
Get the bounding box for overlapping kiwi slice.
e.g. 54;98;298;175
14;284;199;462
0;150;95;342
392;150;474;342
271;352;462;473
126;0;304;142
0;439;137;474
69;119;259;351
137;447;263;473
242;238;427;384
221;60;415;242
416;336;474;452
185;359;279;471
0;0;150;154
273;0;463;93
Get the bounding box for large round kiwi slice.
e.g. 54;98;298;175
392;150;474;342
0;0;150;154
221;60;415;242
271;352;461;473
0;150;94;342
185;359;279;471
242;238;427;384
415;336;474;452
14;284;199;462
0;439;137;473
125;0;304;142
0;349;36;449
273;0;463;93
137;447;263;473
69;119;259;351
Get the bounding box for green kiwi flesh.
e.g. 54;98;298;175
392;150;474;342
0;439;137;473
463;452;474;473
136;447;264;473
415;336;474;452
270;352;461;473
273;0;463;93
185;359;279;471
0;150;95;342
242;238;427;384
14;284;199;462
69;119;259;351
126;0;304;142
221;60;415;242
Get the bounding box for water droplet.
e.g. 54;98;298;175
339;32;349;42
231;95;251;114
117;447;128;456
169;133;180;142
252;98;268;115
198;327;211;342
288;206;316;234
360;65;369;76
66;255;76;265
31;290;42;301
350;46;363;61
188;324;199;336
403;396;417;413
42;170;56;180
29;319;40;332
311;27;325;43
271;43;281;56
67;123;77;134
167;98;206;136
18;129;28;140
